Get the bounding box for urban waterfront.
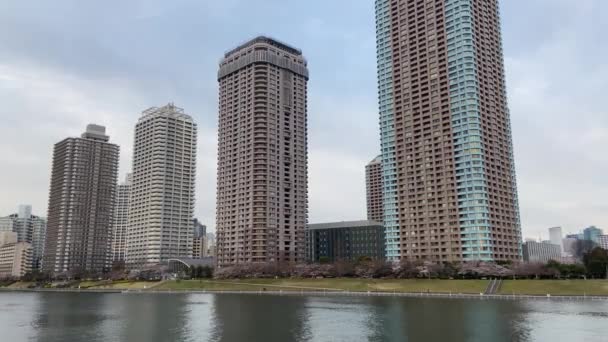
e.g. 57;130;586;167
1;292;607;342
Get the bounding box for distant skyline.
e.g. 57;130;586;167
0;0;606;239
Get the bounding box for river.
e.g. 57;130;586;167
0;292;607;341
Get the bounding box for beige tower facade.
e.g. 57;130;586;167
43;125;119;274
126;104;197;267
366;155;384;222
216;37;309;267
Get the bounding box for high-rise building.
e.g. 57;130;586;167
0;205;47;270
583;226;603;244
126;104;197;267
43;125;119;274
215;37;309;267
111;173;132;263
374;0;521;262
548;227;563;254
366;155;384;222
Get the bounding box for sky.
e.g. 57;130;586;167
0;0;606;240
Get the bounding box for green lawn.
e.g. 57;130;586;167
89;281;161;290
499;280;608;296
156;278;489;294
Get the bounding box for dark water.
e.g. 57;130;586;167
1;292;607;342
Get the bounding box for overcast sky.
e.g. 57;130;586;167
0;0;606;240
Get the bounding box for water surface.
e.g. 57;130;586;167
1;292;607;341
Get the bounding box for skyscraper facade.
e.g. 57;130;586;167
43;125;119;274
126;104;197;267
216;36;309;267
366;155;384;222
111;173;132;263
374;0;521;262
0;205;46;269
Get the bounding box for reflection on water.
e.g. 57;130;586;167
212;294;310;342
0;292;607;342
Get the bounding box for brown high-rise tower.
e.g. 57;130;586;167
375;0;521;262
43;125;119;274
216;37;309;267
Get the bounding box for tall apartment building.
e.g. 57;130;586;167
374;0;521;262
126;104;197;267
111;173;132;263
0;205;46;269
216;36;309;267
548;226;563;254
366;155;384;222
43;125;119;274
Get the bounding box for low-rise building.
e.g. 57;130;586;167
0;232;32;278
306;220;385;263
0;205;46;270
522;241;561;263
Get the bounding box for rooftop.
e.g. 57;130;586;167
224;36;302;58
308;220;383;230
81;124;109;142
140;103;193;121
368;155;382;165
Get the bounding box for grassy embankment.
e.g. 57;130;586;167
154;278;489;294
2;279;607;296
499;280;608;296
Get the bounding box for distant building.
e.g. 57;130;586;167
583;226;603;244
597;235;608;250
548;227;563;254
562;237;578;256
306;220;385;263
206;233;216;258
111;174;131;263
0;232;32;278
0;205;46;270
522;241;561;263
192;219;208;259
192;236;208;259
126;104;197;267
365;155;383;222
43;124;119;275
193;219;206;239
